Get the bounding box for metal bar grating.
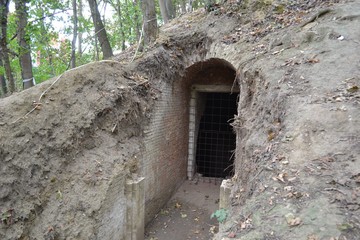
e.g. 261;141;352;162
195;92;237;178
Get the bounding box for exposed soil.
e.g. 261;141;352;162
0;61;155;239
1;0;359;239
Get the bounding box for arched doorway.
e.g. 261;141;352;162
185;58;238;180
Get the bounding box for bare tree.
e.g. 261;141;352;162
0;0;15;92
88;0;113;59
70;0;78;68
78;0;83;57
109;0;126;50
188;0;193;12
15;0;34;89
0;58;7;95
180;0;186;14
159;0;175;24
141;0;157;46
133;0;141;44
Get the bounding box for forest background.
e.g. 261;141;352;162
0;0;211;96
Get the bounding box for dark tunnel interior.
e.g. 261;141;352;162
195;92;237;178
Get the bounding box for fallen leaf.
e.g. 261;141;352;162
306;58;320;64
228;232;236;238
288;217;301;226
160;209;169;215
337;223;354;231
268;130;276;141
209;226;217;234
276;173;288;183
285;213;301;227
180;213;187;218
175;202;181;209
281;160;289;165
56;190;62;199
307;234;319;240
240;218;253;230
288;177;297;182
347;85;359;93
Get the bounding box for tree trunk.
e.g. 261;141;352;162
159;0;169;23
94;37;99;61
180;0;186;14
15;0;34;89
71;0;78;68
133;0;141;44
165;0;175;19
159;0;175;24
0;0;15;92
141;0;157;46
78;0;83;57
87;0;113;59
115;0;126;50
37;7;55;76
188;0;193;12
0;58;7;95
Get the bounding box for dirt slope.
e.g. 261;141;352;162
0;61;154;239
214;1;360;239
0;0;359;239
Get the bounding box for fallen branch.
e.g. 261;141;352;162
131;21;145;63
323;187;347;195
300;9;332;28
12;61;121;124
12;73;64;124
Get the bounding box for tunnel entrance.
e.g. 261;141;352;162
187;83;238;180
196;92;237;178
185;59;238;180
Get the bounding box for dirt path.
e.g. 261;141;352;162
145;179;222;240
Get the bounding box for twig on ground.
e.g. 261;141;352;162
131;21;145;62
323;187;347;195
300;9;332;28
12;74;64;124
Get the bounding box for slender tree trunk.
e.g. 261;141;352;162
165;0;175;19
141;0;157;46
159;0;175;23
15;0;34;89
87;0;113;59
94;37;99;61
133;0;140;44
37;7;55;76
180;0;186;13
0;0;15;92
159;0;169;23
114;0;126;50
71;0;78;68
0;58;7;95
78;0;83;57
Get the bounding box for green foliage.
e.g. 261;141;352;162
211;208;228;223
3;0;208;90
1;209;14;226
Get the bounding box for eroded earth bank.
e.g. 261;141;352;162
1;0;359;239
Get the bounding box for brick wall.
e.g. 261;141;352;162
142;78;190;224
142;58;237;224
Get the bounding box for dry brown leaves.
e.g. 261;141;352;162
285;213;302;227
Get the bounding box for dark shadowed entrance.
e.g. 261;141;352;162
185;58;238;180
195;92;237;178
